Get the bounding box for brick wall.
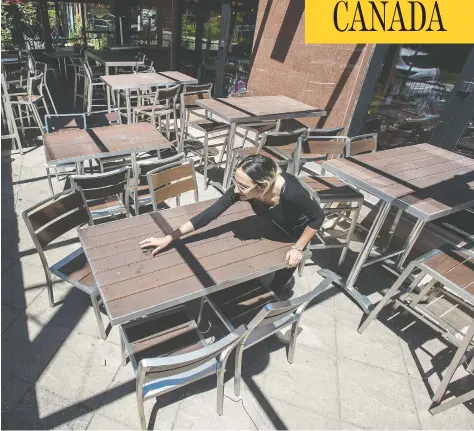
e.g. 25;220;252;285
247;0;374;130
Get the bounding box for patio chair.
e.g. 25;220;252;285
130;152;186;215
35;61;58;115
22;187;108;339
358;243;474;415
205;269;339;396
231;129;308;179
10;72;49;136
345;133;378;157
44;113;87;195
179;83;213;126
82;59;107;114
179;90;230;189
69;56;86;108
133;84;180;142
71;166;131;221
119;306;246;430
146;157;199;211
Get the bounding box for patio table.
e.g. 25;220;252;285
322;143;474;313
101;71;197;122
44;122;171;175
44;51;79;78
78;200;295;325
195;96;326;191
85;49;141;109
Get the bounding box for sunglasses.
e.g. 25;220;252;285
231;177;257;193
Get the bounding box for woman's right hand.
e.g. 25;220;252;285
139;235;172;256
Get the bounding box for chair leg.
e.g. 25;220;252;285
234;343;244;397
45;83;58;114
338;201;363;266
73;73;78;107
287;321;299;364
216;363;226;415
120;333;127;366
203;133;209;190
46;275;55;307
136;390;147;430
46;167;54;195
91;292;107;340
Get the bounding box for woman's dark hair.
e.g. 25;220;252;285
236;154;280;192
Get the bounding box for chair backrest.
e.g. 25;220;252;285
71;167;130;212
307;126;344;137
22;188;92;268
180;90;211;108
45;113;86;133
243;270;339;346
151;84;180;108
27;72;44;97
183;83;213;94
346;133;377;157
136;324;246;394
257;128;307;153
136;153;186;186
82;59;94;81
86;109;121;128
302;135;348;157
147;157;198;210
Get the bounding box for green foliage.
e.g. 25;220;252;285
1;3;38;49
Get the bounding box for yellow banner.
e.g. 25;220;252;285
305;0;474;43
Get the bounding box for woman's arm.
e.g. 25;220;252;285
140;187;238;256
286;225;317;267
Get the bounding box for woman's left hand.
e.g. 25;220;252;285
285;248;303;268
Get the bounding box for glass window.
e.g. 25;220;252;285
360;44;472;151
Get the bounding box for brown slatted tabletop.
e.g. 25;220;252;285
78;200;294;325
101;72;197;90
196;96;326;124
44;123;171;165
322;143;474;222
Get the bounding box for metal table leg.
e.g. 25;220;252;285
126;89;131;124
105;65;111;112
396;219;426;269
337;201;393;313
222;122;237;189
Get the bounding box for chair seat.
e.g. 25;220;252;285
88;196;125;213
50;248;96;292
302;176;364;202
209;280;278;328
240;123;276;134
188;118;230;133
134;105;172;116
12;94;42;103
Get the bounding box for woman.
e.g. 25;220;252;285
140;154;325;291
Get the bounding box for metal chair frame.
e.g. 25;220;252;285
345;133;378;157
146;157;199;211
82;59;107;114
205;270;339;396
119;304;246;430
358;243;474;415
22;187;107;339
35;61;58;115
71;166;132;221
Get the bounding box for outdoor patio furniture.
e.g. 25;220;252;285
83;60;107;114
195;96;326;191
321;143;474;313
10;72;49;136
130;152;186;214
358;243;474;415
179;90;230;190
345;133;378;157
178;83;213;130
71;166;131;221
44;113;87;194
44;49;78;79
205;269;339;396
296;138;364;267
1;74;22;154
232;128;308;176
146;157;198;210
22;187;108;339
119;307;246;429
69;56;86;108
133;84;180;141
35;61;58;115
101;71;197;123
77;200;297;326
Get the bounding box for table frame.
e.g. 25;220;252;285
196;97;326;192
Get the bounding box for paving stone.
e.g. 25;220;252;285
258;343;339;420
1;375;32;415
34;330;122;408
408;376;474;430
298;303;336;354
2;385;93;430
1;304;22;333
338;357;420;430
95;363;180;430
340;421;368;429
335;309;407;374
87;413;133;430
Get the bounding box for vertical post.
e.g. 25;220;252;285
81;3;87;48
214;0;232;97
195;7;206;79
170;0;183;70
39;0;53;52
